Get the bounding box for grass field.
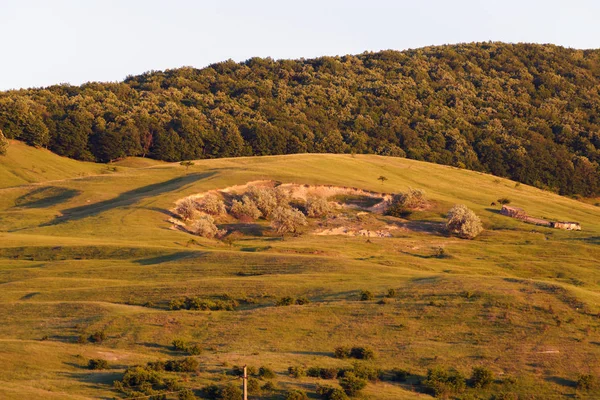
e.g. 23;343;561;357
1;141;599;399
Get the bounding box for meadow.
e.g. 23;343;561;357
1;141;599;399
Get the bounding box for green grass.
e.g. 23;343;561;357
0;144;599;399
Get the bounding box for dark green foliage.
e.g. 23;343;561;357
261;381;276;392
147;357;198;373
285;389;309;400
307;367;322;378
172;339;188;351
87;358;109;370
577;374;597;390
386;288;396;298
169;297;238;311
88;331;106;343
172;339;202;355
350;362;380;381
0;129;8;155
497;198;511;205
349;346;375;360
334;346;352;359
247;378;261;394
258;366;275;379
295;296;310;305
359;290;374;301
203;383;242;400
339;372;367;396
115;365;166;396
276;296;295;306
232;365;256;377
178;388;197;400
288;365;306;378
423;366;466;397
320;367;339;379
391;368;410;382
2;43;600;196
316;385;349;400
471;366;494;388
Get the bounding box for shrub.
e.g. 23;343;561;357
217;383;243;400
306;196;333;217
386;288;396;298
492;393;518;400
88;358;109;370
232;365;256;377
274;186;291;206
307;367;322;378
197;194;226;215
261;381;276;392
230;196;262;220
246;186;278;217
288;366;306;378
271;206;308;235
178;388;196;400
334;346;351;359
285;389;309;400
392;188;427;211
119;365;164;389
359;290;374;301
0;130;8;156
170;297;238;311
446;204;483;239
392;368;410;382
164;357;199;373
88;331;106;343
258;366;275;379
577;373;597;390
339;372;367;396
276;296;295;306
350;346;375;360
172;339;188;352
247;378;261;394
295;296;310;305
320;367;339;379
351;362;380;381
192;214;225;239
497;198;511;205
471;366;494;388
187;344;202;355
316;385;349;400
176;198;199;221
423;366;466;397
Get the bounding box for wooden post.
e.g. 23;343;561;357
243;365;248;400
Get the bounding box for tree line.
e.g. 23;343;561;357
1;42;599;196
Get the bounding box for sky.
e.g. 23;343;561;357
1;0;599;90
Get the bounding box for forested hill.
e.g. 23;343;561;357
1;42;600;196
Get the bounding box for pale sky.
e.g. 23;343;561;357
1;0;599;90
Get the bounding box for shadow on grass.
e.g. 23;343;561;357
14;186;81;209
134;251;198;265
545;376;576;388
43;172;215;226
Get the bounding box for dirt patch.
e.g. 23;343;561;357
314;226;395;238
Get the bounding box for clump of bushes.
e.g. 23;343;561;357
333;346;375;360
172;339;202;355
258;366;275;379
497;197;511;205
88;331;107;343
175;198;199;221
88;358;109;370
350;362;380;381
169;297;238;311
288;365;306;378
386;188;427;218
392;368;410;382
422;366;466;397
246;186;279;217
197;194;226;215
306;196;333;217
471;366;494;388
192;214;226;239
147;357;198;373
114;365;169;397
271;205;307;235
203;383;243;400
285;389;309;400
276;296;311;306
339;372;367;396
230;195;262;220
359;290;374;301
316;385;349;400
446;204;483;239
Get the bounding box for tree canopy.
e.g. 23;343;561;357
1;42;600;195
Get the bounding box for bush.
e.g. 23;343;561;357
577;373;597;390
178;388;197;400
288;365;306;378
276;296;295;306
192;214;225;239
88;331;106;343
246;186;278;217
164;357;199;373
172;339;188;352
339;372;367;396
497;197;511;205
295;296;310;305
232;365;256;377
359;290;374;301
386;288;396;298
389;188;427;213
306;197;333;217
471;366;494;388
176;198;199;221
392;368;410;382
247;378;261;394
320;367;339;379
271;206;308;235
230;196;262;220
0;130;8;156
334;346;351;359
197;194;226;215
351;362;380;381
88;358;109;370
285;389;309;400
261;381;276;392
169;297;238;311
446;204;483;239
172;340;202;355
258;366;275;379
317;385;349;400
423;366;466;397
350;346;375;360
307;367;322;378
119;365;164;390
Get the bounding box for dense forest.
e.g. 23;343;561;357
1;42;600;196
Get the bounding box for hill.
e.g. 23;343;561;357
1;42;600;196
0;146;599;398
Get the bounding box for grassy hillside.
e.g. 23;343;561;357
0;149;599;399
